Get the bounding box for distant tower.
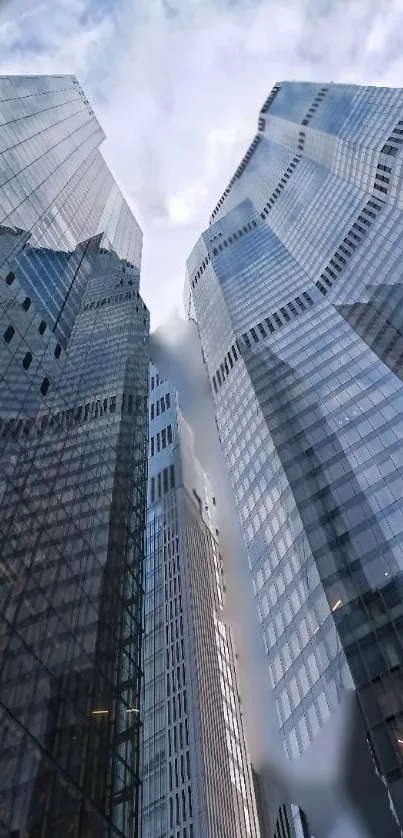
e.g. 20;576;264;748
142;362;261;838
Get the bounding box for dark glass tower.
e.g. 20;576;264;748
186;81;403;835
0;75;149;837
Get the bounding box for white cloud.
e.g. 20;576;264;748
168;182;209;223
1;0;403;327
0;0;44;25
168;196;193;223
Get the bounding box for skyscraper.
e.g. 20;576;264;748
185;81;403;834
142;361;262;838
0;75;149;837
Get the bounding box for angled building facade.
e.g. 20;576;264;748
185;81;403;834
0;75;149;837
141;362;261;838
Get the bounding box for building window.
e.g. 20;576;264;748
22;352;32;370
151;403;154;420
22;297;31;311
4;325;15;343
5;271;16;286
166;392;171;409
157;433;161;453
161;396;165;413
38;320;46;335
167;424;173;444
381;144;397;156
151;437;154;456
157;473;162;498
156;373;160;386
40;377;50;396
163;468;169;494
156;401;160;417
161;428;167;449
151;476;155;503
151;376;155;390
54;343;61;359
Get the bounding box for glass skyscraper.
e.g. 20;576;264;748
185;81;403;834
142;362;262;838
0;75;149;837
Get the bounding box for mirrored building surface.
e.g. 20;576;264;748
186;81;403;835
0;75;149;837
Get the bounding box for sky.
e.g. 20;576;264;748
1;0;403;327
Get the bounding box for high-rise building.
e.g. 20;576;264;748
142;361;262;838
0;75;149;837
185;81;403;835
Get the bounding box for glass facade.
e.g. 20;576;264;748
0;75;149;837
142;363;261;838
186;81;403;834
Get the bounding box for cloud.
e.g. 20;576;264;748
1;0;403;326
0;0;112;76
167;182;209;222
